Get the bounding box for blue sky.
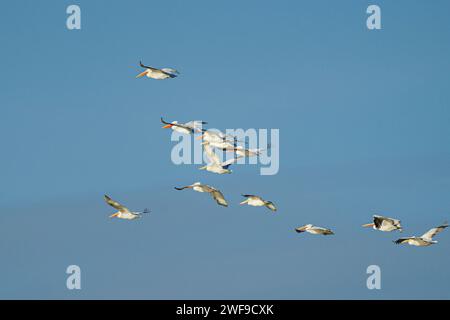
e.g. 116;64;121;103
0;0;449;299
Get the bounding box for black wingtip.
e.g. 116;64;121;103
161;117;170;125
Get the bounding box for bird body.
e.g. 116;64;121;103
136;61;179;80
199;143;242;174
295;224;334;235
104;195;148;220
240;195;277;211
362;215;402;232
111;211;140;220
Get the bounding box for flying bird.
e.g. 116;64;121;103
199;143;242;174
104;195;148;220
197;130;238;150
161;117;206;135
394;223;448;246
136;61;179;80
362;215;403;232
295;224;334;235
239;194;277;211
174;182;228;207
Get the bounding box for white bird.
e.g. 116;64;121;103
196;130;237;150
136;61;179;80
394;223;448;246
104;195;148;220
362;215;403;232
239;194;277;212
295;224;334;235
161;117;206;135
174;182;228;207
199;143;242;174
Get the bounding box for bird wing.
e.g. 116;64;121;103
203;130;224;143
139;61;159;72
160;117;195;131
373;215;387;228
420;223;448;240
388;217;401;226
394;237;412;244
104;195;131;213
223;145;241;152
203;130;236;143
174;186;191;191
314;227;334;235
265;201;277;211
242;194;257;199
161;68;179;75
203;143;221;165
374;215;400;228
221;155;243;167
185;120;207;127
184;121;207;133
160;117;174;125
211;189;228;207
295;226;308;232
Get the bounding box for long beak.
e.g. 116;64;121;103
196;135;204;140
109;212;119;218
162;124;172;129
362;223;374;228
136;70;148;78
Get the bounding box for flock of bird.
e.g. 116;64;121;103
103;61;448;248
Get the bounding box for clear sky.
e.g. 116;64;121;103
1;0;449;299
